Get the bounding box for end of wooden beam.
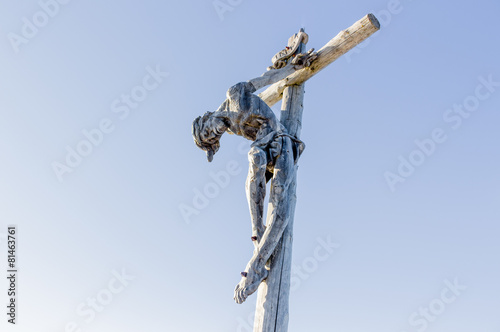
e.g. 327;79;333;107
259;13;381;107
367;13;381;30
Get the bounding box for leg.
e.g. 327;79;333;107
246;146;267;247
235;137;295;304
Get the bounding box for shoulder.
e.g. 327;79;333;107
226;82;256;100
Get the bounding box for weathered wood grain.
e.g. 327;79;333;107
253;39;306;332
253;13;380;332
259;14;380;107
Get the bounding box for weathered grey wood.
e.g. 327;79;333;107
249;49;315;92
271;30;309;69
192;12;381;332
259;14;380;107
253;38;306;332
253;15;380;331
275;84;303;331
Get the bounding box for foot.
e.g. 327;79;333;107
233;263;269;304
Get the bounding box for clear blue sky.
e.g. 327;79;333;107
1;0;499;331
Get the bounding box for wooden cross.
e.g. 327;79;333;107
252;14;380;332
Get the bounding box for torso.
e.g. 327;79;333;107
220;83;281;142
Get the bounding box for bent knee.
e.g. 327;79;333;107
248;147;267;167
271;183;287;196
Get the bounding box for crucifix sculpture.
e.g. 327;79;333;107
192;14;380;332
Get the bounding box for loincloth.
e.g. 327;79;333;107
251;130;305;167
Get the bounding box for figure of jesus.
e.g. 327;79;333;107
192;51;315;304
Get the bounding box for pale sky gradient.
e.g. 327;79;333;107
1;0;499;331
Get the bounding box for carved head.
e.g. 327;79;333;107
192;111;223;162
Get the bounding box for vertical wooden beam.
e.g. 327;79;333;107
253;33;306;332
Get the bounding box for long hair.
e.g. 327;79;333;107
192;111;221;162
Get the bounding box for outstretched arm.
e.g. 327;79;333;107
248;50;317;91
248;64;297;91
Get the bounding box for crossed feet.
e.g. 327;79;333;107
233;231;270;304
234;258;269;304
